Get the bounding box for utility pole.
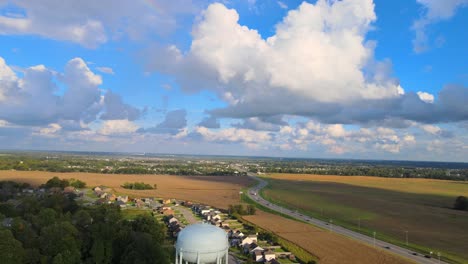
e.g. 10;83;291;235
358;218;361;231
405;230;408;246
329;219;333;232
437;252;441;263
373;232;376;247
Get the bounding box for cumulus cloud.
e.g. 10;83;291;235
417;91;434;103
412;0;468;53
96;67;114;75
139;109;187;135
0;56;141;126
0;0;199;48
198;116;220;128
232;116;286;131
275;121;419;155
192;126;272;149
145;1;467;126
100;90;142;121
99;120;139;135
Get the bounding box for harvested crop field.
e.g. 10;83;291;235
0;170;254;209
261;174;468;263
243;210;413;264
265;174;468;197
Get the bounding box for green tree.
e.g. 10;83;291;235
0;229;25;264
119;232;169;264
89;205;122;264
45;177;70;189
39;222;81;263
69;179;86;188
246;204;256;215
33;208;57;229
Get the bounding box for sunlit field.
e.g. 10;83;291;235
0;170;253;209
261;174;468;263
243;210;413;264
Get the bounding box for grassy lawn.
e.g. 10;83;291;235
121;208;152;220
260;175;468;264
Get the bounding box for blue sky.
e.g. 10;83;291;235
0;0;467;161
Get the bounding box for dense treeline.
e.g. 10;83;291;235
0;180;169;264
228;204;256;215
248;162;468;181
121;182;155;190
0;155;244;176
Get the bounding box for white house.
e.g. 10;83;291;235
117;196;128;203
264;250;276;262
241;235;257;246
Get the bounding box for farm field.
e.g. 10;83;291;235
243;210;413;264
261;174;468;263
0;170;254;209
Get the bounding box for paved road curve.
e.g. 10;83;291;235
245;173;447;264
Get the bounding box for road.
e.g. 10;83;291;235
245;173;447;264
177;206;198;224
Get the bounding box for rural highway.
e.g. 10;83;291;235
245;173;448;264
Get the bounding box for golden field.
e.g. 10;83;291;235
0;170;253;209
243;210;414;264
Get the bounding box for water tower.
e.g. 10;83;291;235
175;223;229;264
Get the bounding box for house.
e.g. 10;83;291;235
22;188;34;194
200;209;212;215
234;230;245;238
163;199;172;204
254;251;264;262
63;186;75;194
107;194;117;201
250;246;264;254
95;198;108;205
263;250;276;262
168;217;179;225
243;242;258;254
99;192;108;199
93;186;102;192
115;200;126;208
2;217;13;228
162;209;175;216
241;235;257;246
117;196;128;203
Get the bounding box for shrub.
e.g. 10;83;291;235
454;196;468;211
121;182;154;190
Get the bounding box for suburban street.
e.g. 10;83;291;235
245;173;447;264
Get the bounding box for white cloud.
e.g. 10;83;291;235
96;67;115;75
193;126;272;149
0;56;140;125
0;0;199;48
99;120;138;135
146;2;467;126
277;1;288;9
412;0;468;53
420;124;441;135
185;1;397;103
417;91;434;103
0;120;9;127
